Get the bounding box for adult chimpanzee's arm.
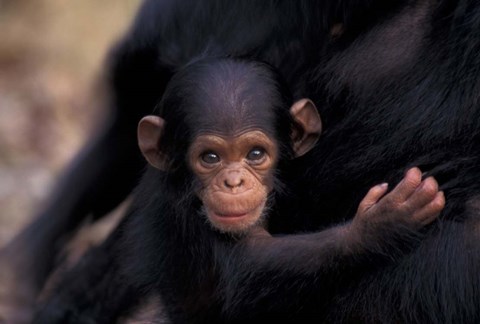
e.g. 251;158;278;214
32;230;139;324
1;16;173;293
1;46;171;308
3;118;143;290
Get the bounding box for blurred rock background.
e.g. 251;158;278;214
0;0;141;248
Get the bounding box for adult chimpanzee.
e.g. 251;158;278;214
34;58;444;323
4;0;480;323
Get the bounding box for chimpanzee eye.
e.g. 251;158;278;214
246;147;266;161
201;151;220;164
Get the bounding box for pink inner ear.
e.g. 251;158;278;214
289;99;321;157
290;100;321;130
137;116;166;169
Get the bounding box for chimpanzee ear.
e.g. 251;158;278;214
138;115;167;170
290;99;322;157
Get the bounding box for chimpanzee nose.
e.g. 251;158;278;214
224;171;244;189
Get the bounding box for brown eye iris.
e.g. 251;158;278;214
201;152;220;164
247;148;266;161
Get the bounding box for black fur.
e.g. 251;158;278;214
15;0;480;323
34;57;427;323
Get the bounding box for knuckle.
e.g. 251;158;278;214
382;198;404;214
385;196;402;209
414;210;429;220
358;202;375;217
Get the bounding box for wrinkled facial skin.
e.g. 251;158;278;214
189;129;278;234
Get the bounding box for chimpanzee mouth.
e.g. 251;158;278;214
212;202;265;219
214;212;248;218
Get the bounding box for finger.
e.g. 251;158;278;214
410;191;445;226
357;183;389;214
404;176;439;210
387;167;423;203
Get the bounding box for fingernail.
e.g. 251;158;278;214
380;183;388;189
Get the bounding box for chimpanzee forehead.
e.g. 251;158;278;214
187;97;278;138
184;64;281;137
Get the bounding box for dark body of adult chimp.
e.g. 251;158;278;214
6;0;480;322
34;58;444;323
